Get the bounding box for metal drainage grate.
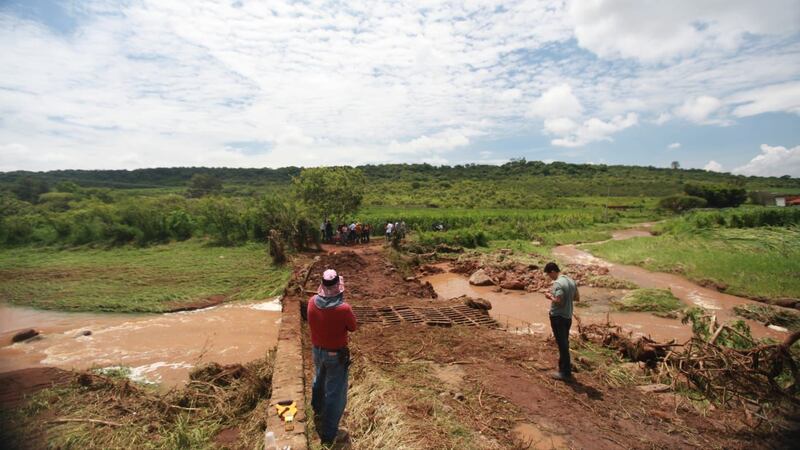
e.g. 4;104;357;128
352;305;498;328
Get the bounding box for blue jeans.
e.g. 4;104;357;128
311;346;350;443
549;315;572;376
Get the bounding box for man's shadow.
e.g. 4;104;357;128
564;378;603;400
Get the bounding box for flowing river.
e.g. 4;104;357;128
0;299;282;387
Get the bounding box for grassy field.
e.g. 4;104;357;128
0;240;290;313
587;227;800;301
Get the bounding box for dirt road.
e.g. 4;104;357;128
297;242;770;449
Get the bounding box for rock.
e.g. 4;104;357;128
11;329;39;343
453;392;466;402
77;330;92;337
463;297;492;311
767;324;789;333
491;286;503;293
636;384;671;394
469;269;494;286
500;280;526;290
404;276;416;282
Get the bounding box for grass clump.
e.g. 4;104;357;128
733;304;800;332
613;289;683;313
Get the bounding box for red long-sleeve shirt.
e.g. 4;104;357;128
307;296;357;349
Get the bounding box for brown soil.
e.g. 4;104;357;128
0;367;72;408
296;243;788;449
164;294;228;312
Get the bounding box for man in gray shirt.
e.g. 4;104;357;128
544;262;579;381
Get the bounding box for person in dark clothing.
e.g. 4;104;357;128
308;269;357;446
324;220;333;243
544;262;579;381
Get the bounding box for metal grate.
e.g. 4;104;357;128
352;305;498;328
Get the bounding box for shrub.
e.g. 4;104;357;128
108;223;143;245
166;210;195;241
658;195;707;213
684;183;747;208
1;215;38;245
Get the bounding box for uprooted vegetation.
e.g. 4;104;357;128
734;303;800;332
0;353;276;449
578;308;800;433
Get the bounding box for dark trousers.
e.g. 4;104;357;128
311;347;350;443
549;315;572;376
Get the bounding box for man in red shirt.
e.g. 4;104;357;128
308;269;357;446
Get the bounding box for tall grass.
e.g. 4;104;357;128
661;207;800;233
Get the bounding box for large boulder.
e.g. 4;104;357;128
463;297;492;311
11;329;39;343
469;269;494;286
500;280;526;290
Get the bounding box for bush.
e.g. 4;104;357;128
1;215;38;245
166;210;195;241
684;183;746;208
658;195;707;213
108;223;143;245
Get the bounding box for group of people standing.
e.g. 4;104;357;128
384;220;407;241
321;220;371;245
320;219;409;245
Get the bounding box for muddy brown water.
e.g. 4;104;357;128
425;224;787;343
0;300;282;387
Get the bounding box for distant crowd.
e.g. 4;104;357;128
321;219;407;245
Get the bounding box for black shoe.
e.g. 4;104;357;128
550;372;573;381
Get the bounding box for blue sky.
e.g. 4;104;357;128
1;0;799;176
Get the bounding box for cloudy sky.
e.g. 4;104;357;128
1;0;799;175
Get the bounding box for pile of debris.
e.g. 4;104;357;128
456;256;615;292
578;312;800;428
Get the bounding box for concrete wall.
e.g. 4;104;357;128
266;264;312;449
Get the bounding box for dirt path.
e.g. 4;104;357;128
297;243;770;449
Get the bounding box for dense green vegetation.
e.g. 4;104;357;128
588;212;800;301
0;240;289;312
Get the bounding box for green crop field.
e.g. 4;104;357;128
0;240;289;313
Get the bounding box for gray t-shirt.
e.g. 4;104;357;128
550;274;577;319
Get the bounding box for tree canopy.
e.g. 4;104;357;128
292;166;366;220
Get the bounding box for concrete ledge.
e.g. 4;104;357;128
266;264;312;449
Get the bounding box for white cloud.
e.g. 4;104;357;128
569;0;800;62
0;1;798;170
704;160;724;172
668;142;681;150
388;129;472;155
675;96;725;124
728;81;800;117
653;113;672;125
733;144;800;177
527;84;583;119
550;113;639;148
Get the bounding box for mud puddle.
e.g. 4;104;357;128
0;299;282;387
424;272;694;342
